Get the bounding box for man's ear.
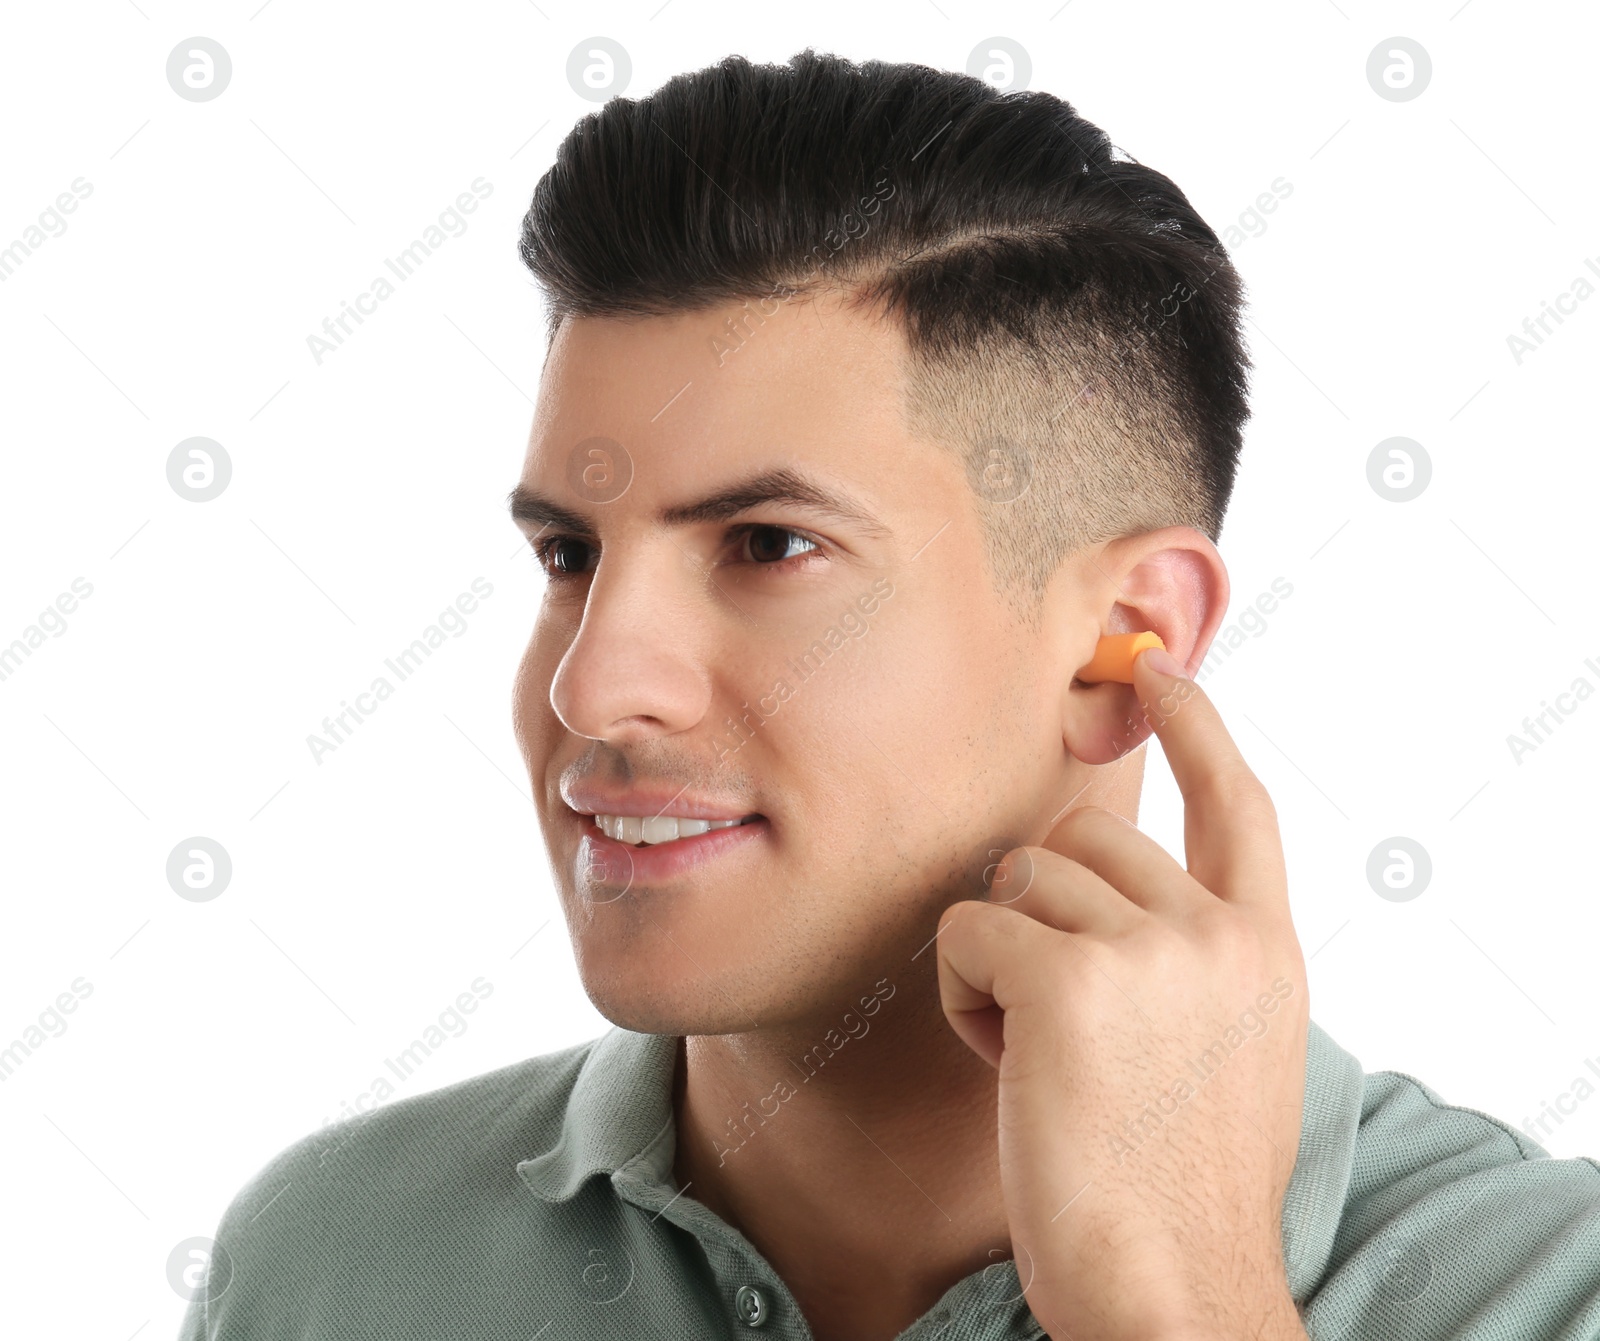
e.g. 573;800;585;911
1058;527;1230;765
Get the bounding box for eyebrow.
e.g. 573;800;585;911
505;466;891;540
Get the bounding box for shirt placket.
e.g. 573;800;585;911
611;1159;811;1338
611;1140;1046;1341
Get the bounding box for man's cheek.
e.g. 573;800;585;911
512;643;563;754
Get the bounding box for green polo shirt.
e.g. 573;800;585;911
177;1017;1600;1340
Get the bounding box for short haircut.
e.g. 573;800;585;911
519;49;1251;616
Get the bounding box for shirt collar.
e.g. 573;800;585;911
516;1025;680;1201
514;1016;1364;1299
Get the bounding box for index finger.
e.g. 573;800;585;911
1131;646;1287;912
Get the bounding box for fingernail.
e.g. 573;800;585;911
1140;646;1186;679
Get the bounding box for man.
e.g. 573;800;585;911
180;49;1600;1341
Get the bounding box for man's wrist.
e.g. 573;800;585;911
1095;1274;1307;1341
1146;1293;1307;1341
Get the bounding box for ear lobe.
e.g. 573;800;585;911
1060;675;1154;765
1050;525;1227;764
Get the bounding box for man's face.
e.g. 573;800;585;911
512;293;1084;1034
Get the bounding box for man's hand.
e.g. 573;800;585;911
935;646;1310;1341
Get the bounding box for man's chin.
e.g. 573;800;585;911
580;986;756;1038
569;939;801;1035
558;876;787;1034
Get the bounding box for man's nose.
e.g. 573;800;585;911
548;549;713;744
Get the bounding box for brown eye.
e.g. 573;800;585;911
534;537;594;578
742;525;819;566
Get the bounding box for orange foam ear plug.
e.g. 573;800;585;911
1078;631;1167;684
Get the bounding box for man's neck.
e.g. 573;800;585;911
671;978;1016;1341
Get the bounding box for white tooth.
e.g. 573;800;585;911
596;814;741;845
640;816;678;844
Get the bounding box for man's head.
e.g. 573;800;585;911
510;51;1242;1035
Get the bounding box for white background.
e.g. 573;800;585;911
1;2;1596;1335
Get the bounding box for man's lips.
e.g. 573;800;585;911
560;778;760;824
573;810;770;889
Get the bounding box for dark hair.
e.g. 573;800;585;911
520;49;1251;612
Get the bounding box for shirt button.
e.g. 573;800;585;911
734;1284;770;1327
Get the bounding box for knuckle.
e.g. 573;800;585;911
985;849;1040;905
1143;918;1192;970
1196;907;1268;966
941;897;984;933
1197;762;1272;814
1054;805;1119;845
945;898;1015;945
1038;939;1098;1002
1056;806;1100;832
935;899;975;948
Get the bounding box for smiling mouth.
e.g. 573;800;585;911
591;813;764;847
